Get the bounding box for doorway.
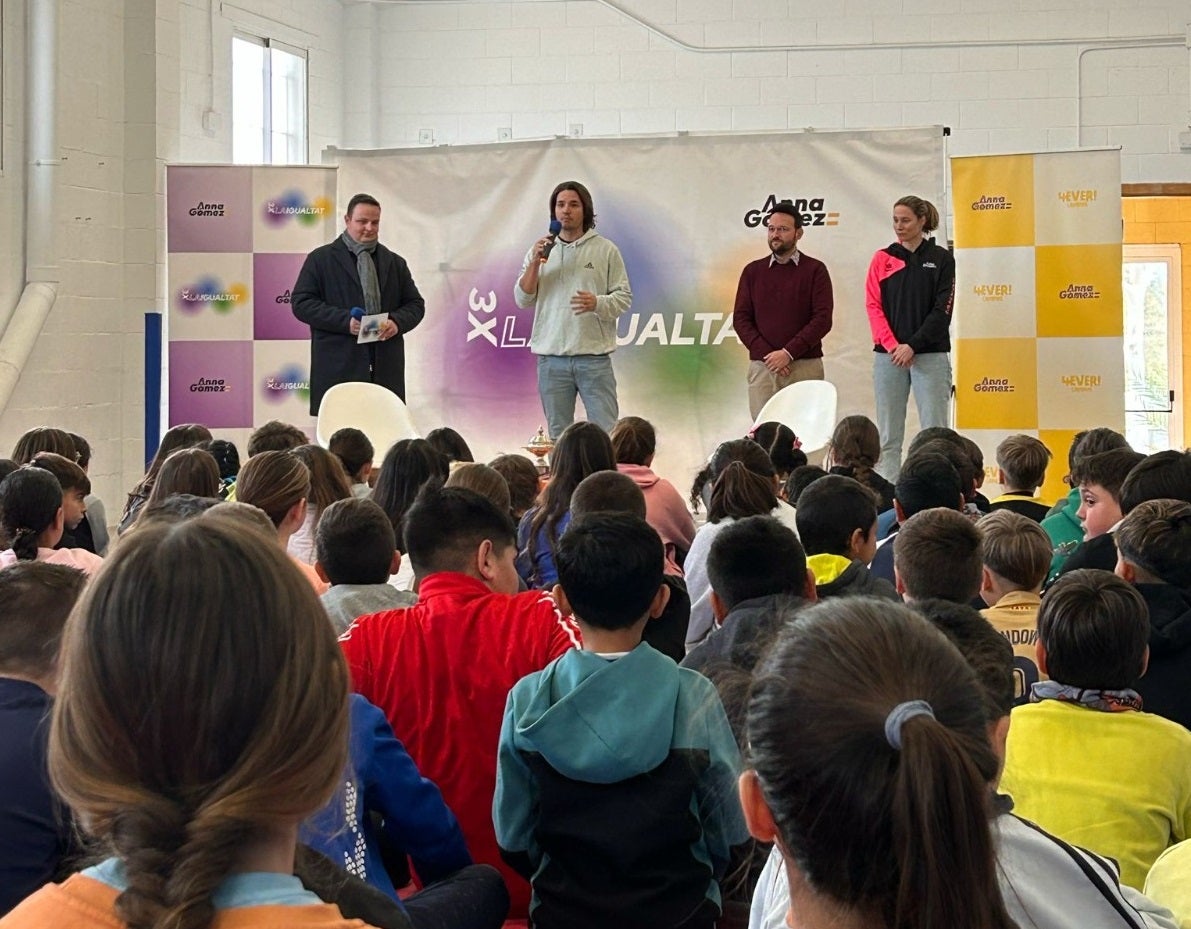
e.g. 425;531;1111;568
1123;244;1183;453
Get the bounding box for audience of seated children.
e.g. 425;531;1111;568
685;440;798;648
339;485;580;918
488;454;540;523
0;563;86;916
681;515;814;687
610;416;697;570
371;438;450;591
747;422;807;485
234;449;328;594
747;597;1180;929
988;434;1053;522
795;474;899;602
1051;447;1146;578
445;463;511;517
65;433;108;554
1145;840;1191;927
1114;499;1191;731
288;444;353;565
197;437;240;498
494;512;748;929
823;414;895;511
118;422;212;531
1000;569;1191;890
869;451;963;586
425;427;474;467
303;692;508;929
316;498;416;633
978;509;1053;705
892;506;983;604
25;453;92;552
516;421;615;589
329;427;375;498
0;517;395;929
569;470;689;662
1042;428;1131;579
0;469;104;575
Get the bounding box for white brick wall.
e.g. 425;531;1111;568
367;0;1188;184
0;0;345;525
0;0;144;520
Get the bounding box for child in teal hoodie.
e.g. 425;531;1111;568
493;513;747;929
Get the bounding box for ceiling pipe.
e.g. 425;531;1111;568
0;0;60;412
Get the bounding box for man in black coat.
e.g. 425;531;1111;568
292;193;426;415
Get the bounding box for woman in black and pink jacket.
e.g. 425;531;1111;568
864;195;955;481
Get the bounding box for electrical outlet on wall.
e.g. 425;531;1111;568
418;129;434;145
497;127;512;141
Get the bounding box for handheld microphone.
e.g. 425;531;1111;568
540;219;563;262
351;307;365;320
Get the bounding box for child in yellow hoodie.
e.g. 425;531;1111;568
1001;568;1191;890
794;474;899;602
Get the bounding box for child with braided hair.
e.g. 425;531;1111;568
1;518;377;929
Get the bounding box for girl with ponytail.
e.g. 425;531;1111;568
824;414;895;512
742;598;1017;929
684;440;799;648
0;468;104;575
1;518;369;929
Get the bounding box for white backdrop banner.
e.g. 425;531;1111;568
331;128;945;480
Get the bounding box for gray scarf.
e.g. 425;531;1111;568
341;232;382;317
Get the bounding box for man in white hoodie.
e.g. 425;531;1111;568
515;181;632;441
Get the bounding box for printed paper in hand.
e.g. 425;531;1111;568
357;313;387;343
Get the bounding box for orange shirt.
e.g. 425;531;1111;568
1;875;374;929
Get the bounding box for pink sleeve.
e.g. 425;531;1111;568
865;251;900;352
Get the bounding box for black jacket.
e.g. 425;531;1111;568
1133;582;1191;731
867;238;955;354
816;559;900;602
292;237;426;414
1048;532;1117;586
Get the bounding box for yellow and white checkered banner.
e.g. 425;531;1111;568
952;149;1123;502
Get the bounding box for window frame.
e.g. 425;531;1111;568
231;31;309;166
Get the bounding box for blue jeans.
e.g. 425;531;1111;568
873;351;952;481
536;354;619;440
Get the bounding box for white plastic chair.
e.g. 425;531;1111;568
315;382;420;455
751;380;838;453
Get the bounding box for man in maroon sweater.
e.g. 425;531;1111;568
733;200;834;419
